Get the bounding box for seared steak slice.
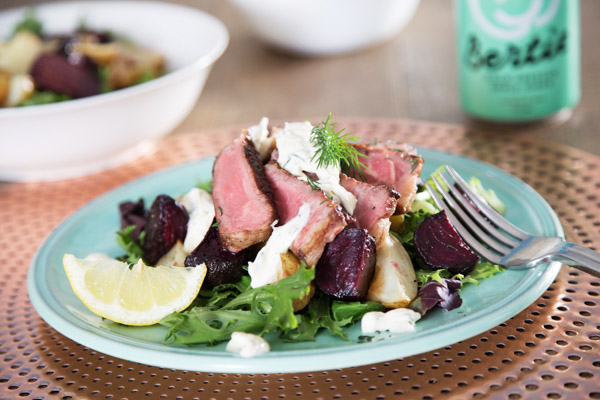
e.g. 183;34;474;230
349;142;423;214
340;174;399;249
264;162;348;267
212;133;277;253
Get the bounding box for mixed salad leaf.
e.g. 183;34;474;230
410;278;462;314
12;9;43;37
115;225;145;266
17;90;71;106
161;266;313;345
160;263;385;344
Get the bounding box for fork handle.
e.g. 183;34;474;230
555;242;600;278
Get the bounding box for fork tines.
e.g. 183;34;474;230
424;166;525;265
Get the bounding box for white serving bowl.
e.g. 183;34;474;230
228;0;419;56
0;1;229;181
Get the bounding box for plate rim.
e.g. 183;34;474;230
27;148;563;373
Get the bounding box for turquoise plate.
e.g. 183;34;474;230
28;148;563;373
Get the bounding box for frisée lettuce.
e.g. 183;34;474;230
160;264;385;344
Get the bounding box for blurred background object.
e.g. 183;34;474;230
456;0;581;124
1;0;598;159
228;0;420;56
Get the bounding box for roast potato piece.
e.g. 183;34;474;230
281;251;315;312
106;47;164;89
73;42;165;89
0;30;43;75
0;70;9;105
72;42;120;65
367;235;418;308
156;241;187;268
0;72;35;107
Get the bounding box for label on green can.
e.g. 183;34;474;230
457;0;581;122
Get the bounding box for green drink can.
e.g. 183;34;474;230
457;0;580;123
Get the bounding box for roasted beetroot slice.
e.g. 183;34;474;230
30;53;100;98
184;225;249;288
143;195;189;265
316;228;376;301
414;210;479;275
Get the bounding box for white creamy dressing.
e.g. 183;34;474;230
247;117;275;161
226;331;270;358
179;188;215;253
248;204;311;288
275;121;357;215
361;308;421;334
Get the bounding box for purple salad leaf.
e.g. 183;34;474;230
410;278;462;315
119;198;146;241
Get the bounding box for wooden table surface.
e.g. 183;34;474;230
2;0;599;155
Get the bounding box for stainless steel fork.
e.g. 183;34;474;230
424;165;600;278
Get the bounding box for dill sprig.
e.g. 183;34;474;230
310;114;367;177
306;175;321;190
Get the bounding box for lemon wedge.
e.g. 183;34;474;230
63;254;206;326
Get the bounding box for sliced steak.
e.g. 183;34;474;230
340;174;399;249
212;133;277;253
264;162;348;267
349;142;423;214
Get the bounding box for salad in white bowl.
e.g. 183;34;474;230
0;2;228;181
0;9;165;108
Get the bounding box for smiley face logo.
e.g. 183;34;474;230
468;0;560;40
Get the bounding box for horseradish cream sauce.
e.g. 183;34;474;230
226;332;270;358
275;121;357;215
247;117;274;161
248;204;310;288
179;188;215;253
361;308;421;334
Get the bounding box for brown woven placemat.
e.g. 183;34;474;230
1;119;598;400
